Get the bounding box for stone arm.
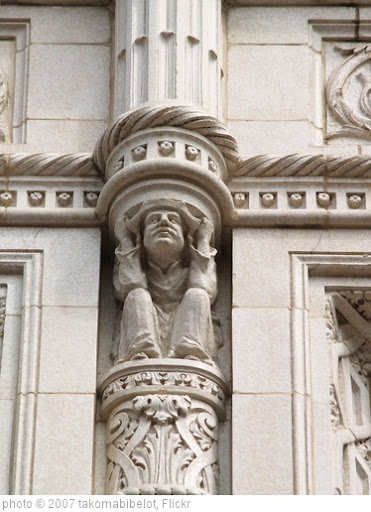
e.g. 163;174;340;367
112;216;147;302
188;217;217;303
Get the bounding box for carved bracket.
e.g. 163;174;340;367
99;360;229;495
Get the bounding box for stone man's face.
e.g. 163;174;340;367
143;210;185;257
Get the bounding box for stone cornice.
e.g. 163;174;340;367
0;153;102;227
231;154;371;229
234;154;371;178
0;153;99;177
4;150;371;229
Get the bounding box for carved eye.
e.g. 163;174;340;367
150;216;159;224
170;216;179;224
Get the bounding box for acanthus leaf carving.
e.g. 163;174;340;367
133;395;191;425
105;395;219;495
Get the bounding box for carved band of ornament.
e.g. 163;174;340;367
0;153;99;177
234;154;371;178
102;371;225;404
93;105;239;175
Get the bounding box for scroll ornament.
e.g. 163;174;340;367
106;395;218;495
326;45;371;140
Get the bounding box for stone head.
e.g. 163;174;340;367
143;209;185;260
126;199;202;266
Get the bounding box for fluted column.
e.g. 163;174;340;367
113;0;222;118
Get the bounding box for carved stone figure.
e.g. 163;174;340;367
112;199;219;366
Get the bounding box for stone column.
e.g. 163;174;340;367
112;0;222;118
95;104;239;495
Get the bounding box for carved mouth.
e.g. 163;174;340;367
155;228;174;237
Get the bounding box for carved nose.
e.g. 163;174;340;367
159;215;170;225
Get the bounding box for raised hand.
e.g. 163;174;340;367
194;217;213;255
114;216;135;252
196;217;213;244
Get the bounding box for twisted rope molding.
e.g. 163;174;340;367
93;105;240;175
235;154;371;178
0;153;99;177
3;151;371;181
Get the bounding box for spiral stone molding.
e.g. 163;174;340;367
0;153;97;176
93;104;240;176
235;153;371;178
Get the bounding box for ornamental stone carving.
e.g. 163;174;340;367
327;292;371;494
96;104;233;495
99;360;228;495
105;395;218;495
326;44;371;140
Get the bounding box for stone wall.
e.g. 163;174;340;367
1;0;371;496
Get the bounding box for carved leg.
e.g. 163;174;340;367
118;288;162;362
168;288;216;364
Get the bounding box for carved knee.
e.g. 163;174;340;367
183;287;209;304
124;287;152;306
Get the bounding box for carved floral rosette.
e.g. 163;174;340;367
99;359;229;495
